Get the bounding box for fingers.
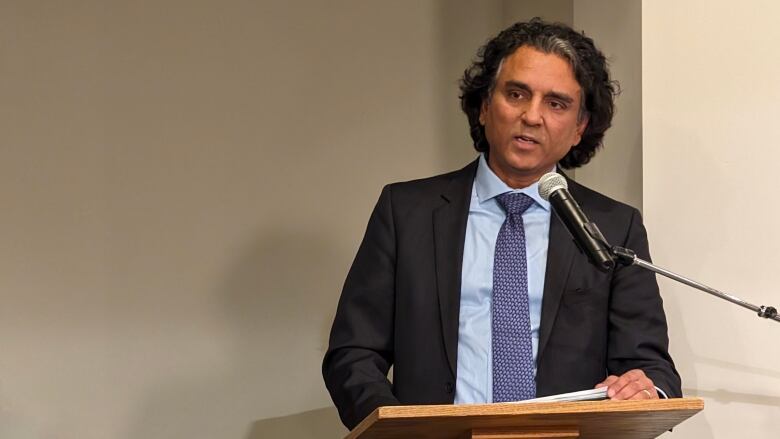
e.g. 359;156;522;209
600;369;658;400
595;375;619;389
615;379;654;400
632;389;658;400
604;369;640;398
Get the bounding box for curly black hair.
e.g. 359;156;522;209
459;18;618;169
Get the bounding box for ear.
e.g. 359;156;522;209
479;100;488;125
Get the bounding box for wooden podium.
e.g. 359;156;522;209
346;398;703;439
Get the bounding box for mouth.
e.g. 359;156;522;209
514;134;540;145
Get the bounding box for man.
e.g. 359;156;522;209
323;19;681;430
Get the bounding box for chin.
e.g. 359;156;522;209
505;157;543;174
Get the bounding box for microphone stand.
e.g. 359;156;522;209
610;246;780;323
541;170;778;324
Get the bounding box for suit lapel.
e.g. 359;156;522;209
433;160;477;378
537;175;578;362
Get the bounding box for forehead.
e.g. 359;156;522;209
496;45;581;95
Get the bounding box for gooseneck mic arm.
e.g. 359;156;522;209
610;246;780;323
538;171;780;324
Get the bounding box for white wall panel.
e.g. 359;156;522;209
643;1;780;437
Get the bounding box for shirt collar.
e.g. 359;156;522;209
474;153;551;211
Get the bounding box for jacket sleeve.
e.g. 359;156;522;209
322;185;401;430
607;207;683;397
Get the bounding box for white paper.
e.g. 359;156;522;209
511;387;609;404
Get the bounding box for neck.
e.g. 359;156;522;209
486;157;547;189
496;173;540;189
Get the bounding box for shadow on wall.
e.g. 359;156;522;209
682;388;780;407
246;406;346;439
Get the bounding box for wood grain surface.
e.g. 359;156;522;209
346;398;704;439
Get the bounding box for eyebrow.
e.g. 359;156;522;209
504;80;576;104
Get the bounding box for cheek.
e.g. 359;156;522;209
494;105;517;124
553;119;583;144
484;110;510;137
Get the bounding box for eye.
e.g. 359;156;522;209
508;90;523;100
549;100;568;110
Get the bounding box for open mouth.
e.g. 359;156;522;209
514;135;539;144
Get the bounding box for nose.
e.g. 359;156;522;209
520;98;543;126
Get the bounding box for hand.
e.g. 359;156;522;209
595;369;658;400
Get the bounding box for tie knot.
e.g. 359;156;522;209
496;192;534;216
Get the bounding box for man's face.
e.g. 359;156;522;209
480;45;588;188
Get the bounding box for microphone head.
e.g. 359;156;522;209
538;172;568;201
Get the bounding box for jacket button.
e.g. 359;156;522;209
445;382;454;393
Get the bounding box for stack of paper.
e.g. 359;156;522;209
512;387;609;404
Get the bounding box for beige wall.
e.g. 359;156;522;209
0;1;454;438
643;1;780;438
503;0;573;25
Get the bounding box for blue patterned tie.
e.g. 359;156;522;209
492;192;536;402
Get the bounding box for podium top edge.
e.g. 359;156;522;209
374;397;704;420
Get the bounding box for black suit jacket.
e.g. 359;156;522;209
323;160;681;429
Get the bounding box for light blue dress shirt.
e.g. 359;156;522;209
454;154;551;404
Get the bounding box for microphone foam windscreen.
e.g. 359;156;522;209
538;172;568;201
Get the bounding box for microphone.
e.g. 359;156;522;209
538;172;615;272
